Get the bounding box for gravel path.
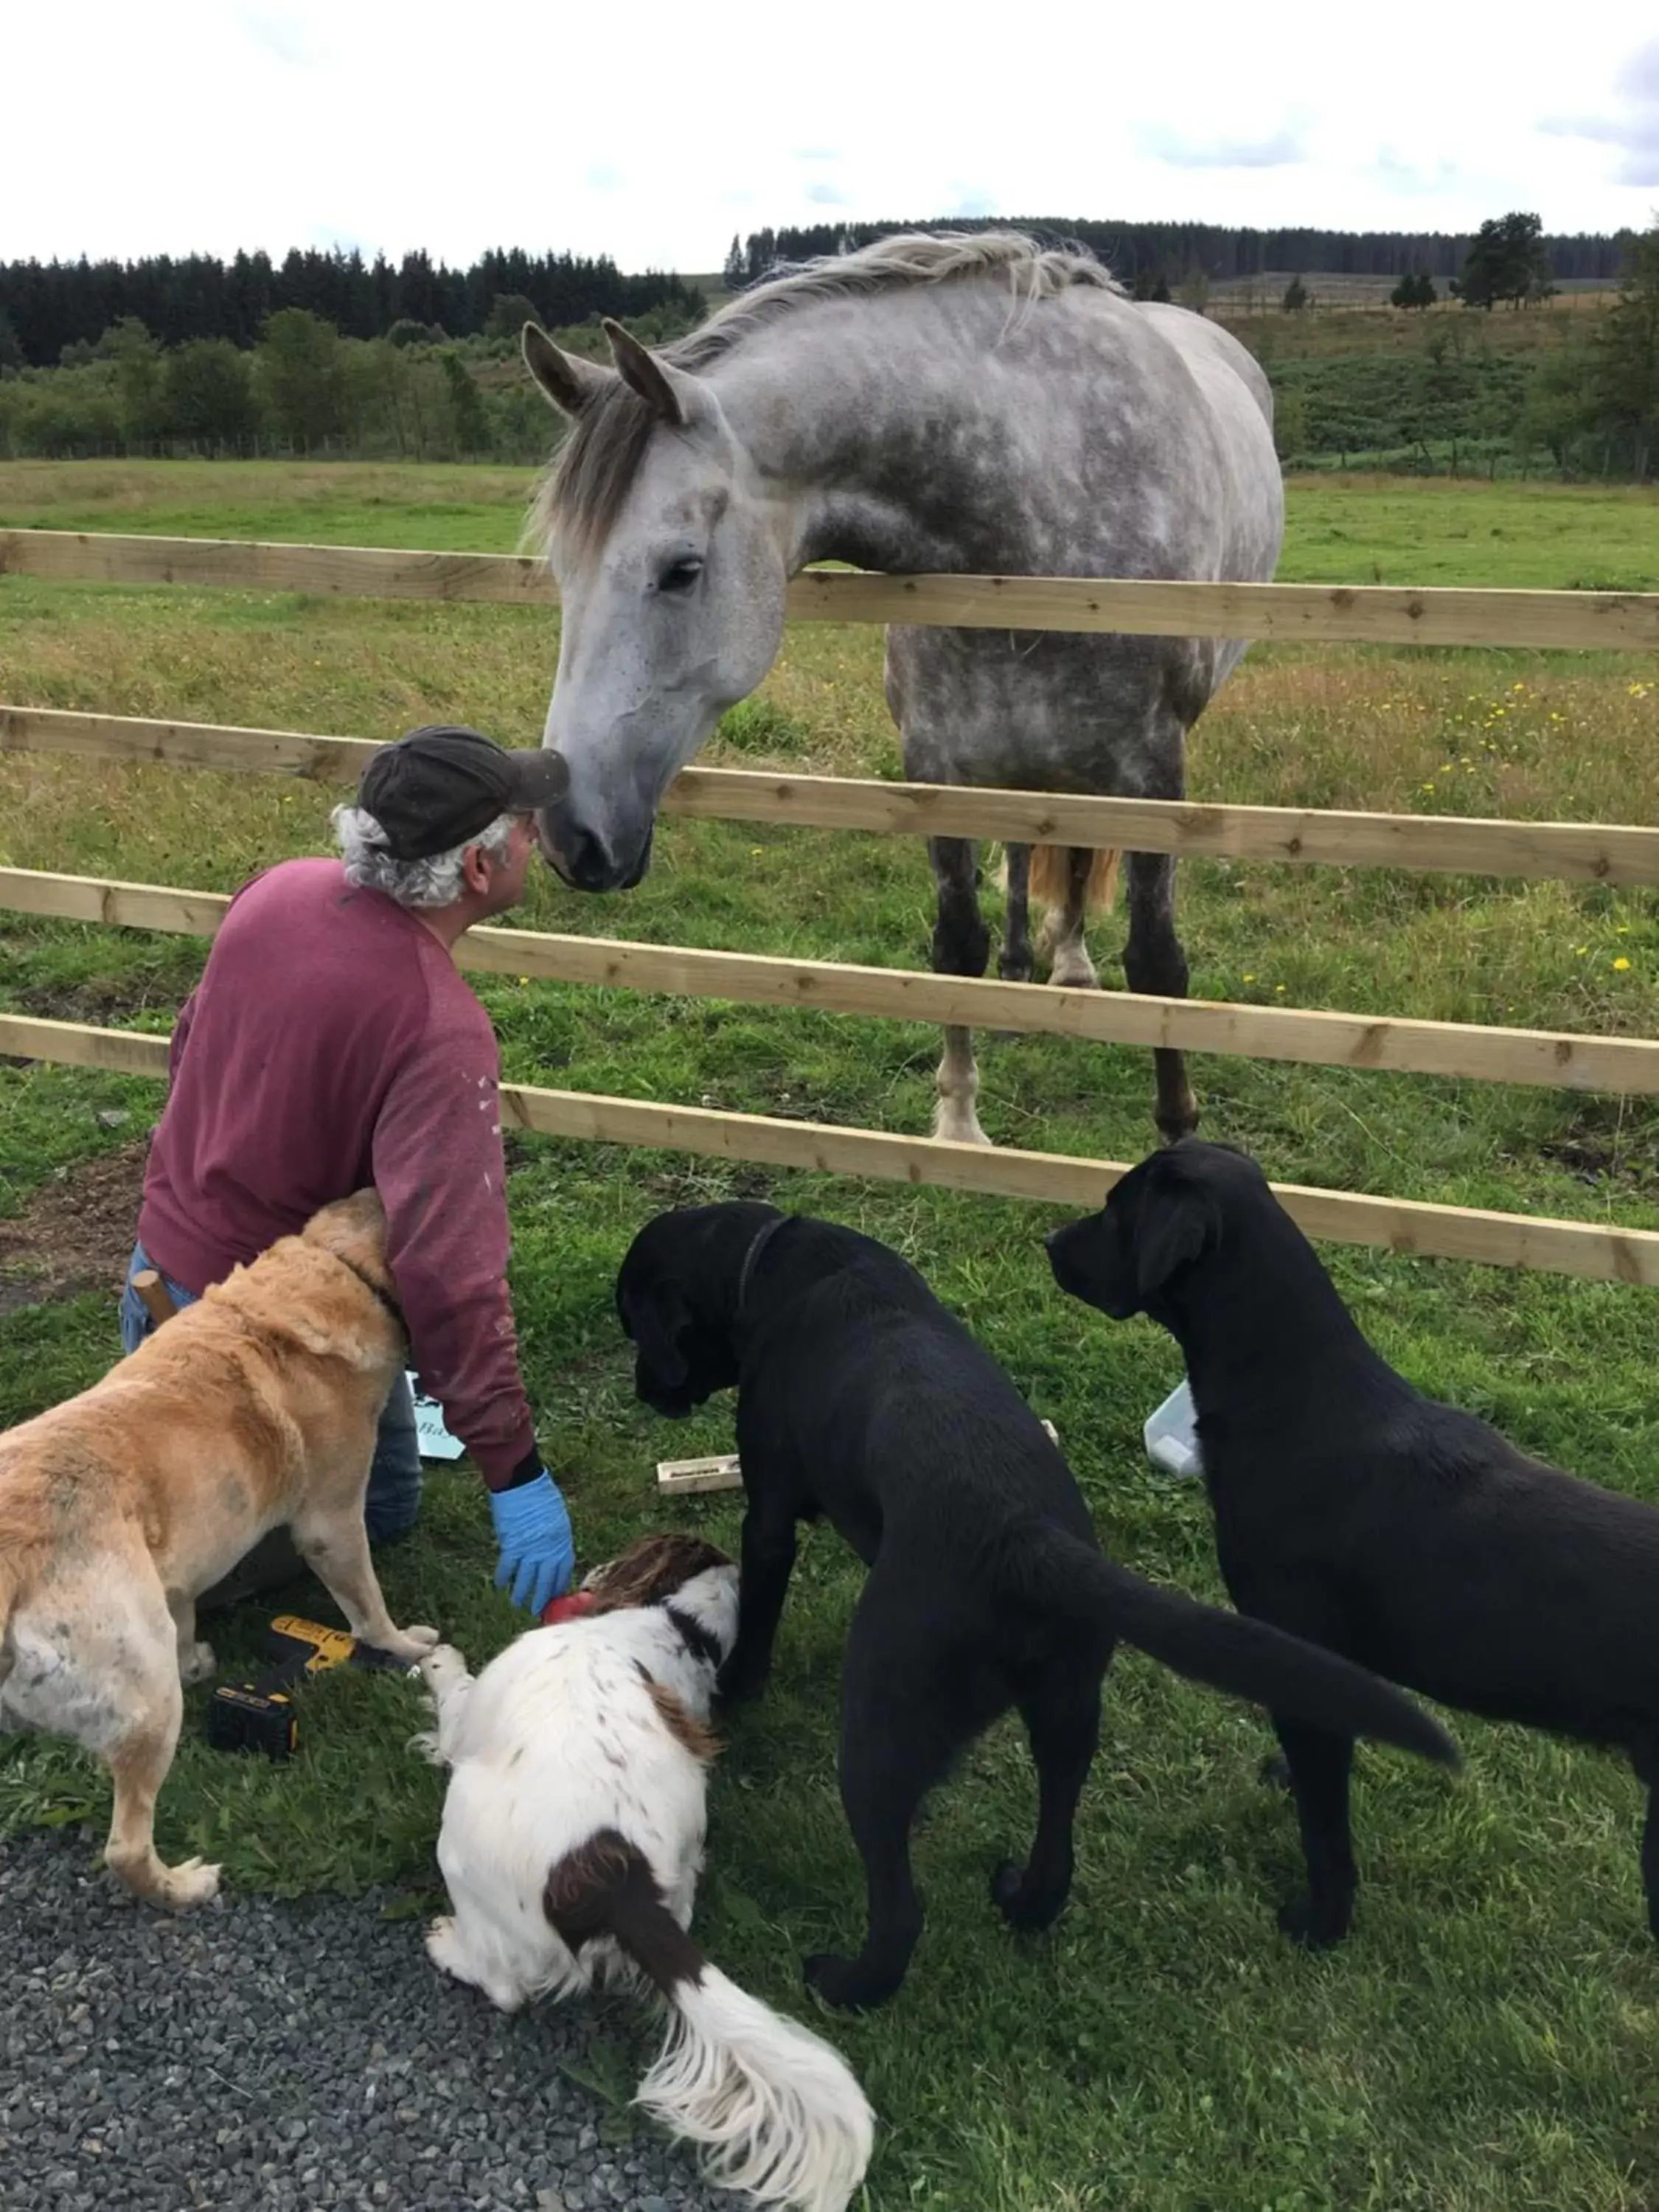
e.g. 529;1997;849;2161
1;1830;738;2212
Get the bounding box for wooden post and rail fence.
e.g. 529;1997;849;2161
2;527;1658;1285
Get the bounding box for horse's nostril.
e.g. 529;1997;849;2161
540;813;613;891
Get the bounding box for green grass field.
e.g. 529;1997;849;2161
3;462;1659;2210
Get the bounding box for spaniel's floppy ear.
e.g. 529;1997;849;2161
1134;1167;1220;1301
627;1281;692;1393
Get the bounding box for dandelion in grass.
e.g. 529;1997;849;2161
1613;958;1632;972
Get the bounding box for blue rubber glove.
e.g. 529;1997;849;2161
489;1468;575;1615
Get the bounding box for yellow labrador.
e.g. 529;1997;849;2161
0;1189;437;1907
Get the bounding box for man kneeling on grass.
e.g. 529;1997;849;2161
119;723;577;1615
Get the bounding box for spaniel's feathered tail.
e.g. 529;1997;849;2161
545;1828;872;2212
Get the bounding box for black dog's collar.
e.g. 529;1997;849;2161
736;1214;787;1321
334;1253;406;1336
664;1604;725;1671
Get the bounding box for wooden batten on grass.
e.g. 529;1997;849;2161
658;1421;1061;1494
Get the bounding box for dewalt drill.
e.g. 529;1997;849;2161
206;1615;414;1759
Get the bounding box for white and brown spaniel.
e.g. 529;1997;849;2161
415;1532;872;2212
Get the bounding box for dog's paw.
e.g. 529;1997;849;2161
801;1950;895;2013
382;1624;441;1665
418;1644;469;1691
990;1858;1066;1933
179;1641;217;1688
159;1857;222;1910
714;1662;768;1709
1276;1894;1351;1950
425;1915;465;1979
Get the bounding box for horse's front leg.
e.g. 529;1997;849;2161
1123;848;1197;1141
929;835;990;1146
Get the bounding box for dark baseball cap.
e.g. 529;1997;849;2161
357;725;570;860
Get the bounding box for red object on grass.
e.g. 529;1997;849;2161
541;1589;598;1626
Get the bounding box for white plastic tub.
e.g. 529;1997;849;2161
1143;1375;1203;1478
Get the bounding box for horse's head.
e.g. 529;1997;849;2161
523;321;789;892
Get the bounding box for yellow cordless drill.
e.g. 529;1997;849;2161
205;1615;413;1759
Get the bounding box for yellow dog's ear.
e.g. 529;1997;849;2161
278;1314;342;1360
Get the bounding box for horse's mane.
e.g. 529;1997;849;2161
530;231;1119;556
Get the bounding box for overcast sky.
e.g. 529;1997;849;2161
9;1;1657;273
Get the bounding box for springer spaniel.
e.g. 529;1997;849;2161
415;1531;872;2212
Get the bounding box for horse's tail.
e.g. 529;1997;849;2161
545;1830;874;2211
1028;843;1121;916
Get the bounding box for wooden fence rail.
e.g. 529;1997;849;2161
4;1012;1656;1286
7;706;1659;886
4;529;1659;650
5;864;1658;1097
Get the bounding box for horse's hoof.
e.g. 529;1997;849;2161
1048;958;1099;991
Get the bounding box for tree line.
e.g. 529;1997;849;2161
723;218;1632;292
1;220;1651;481
0;310;590;467
0;248;703;369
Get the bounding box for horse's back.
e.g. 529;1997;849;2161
1137;302;1275;426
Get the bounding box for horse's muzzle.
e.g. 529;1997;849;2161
537;810;654;894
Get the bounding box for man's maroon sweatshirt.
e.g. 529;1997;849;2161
137;858;535;1487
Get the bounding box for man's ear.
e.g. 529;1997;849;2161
1135;1173;1220;1300
628;1283;691;1391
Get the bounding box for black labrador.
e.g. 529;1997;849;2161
616;1201;1456;2008
1048;1138;1659;1948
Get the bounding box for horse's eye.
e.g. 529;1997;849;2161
657;557;703;594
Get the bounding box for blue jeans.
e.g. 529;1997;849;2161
120;1241;422;1544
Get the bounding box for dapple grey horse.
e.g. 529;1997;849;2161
522;232;1283;1144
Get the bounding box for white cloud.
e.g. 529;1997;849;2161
1540;36;1659;191
5;0;1656;273
1139;125;1307;170
1371;148;1461;198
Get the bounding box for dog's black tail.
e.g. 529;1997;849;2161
1027;1526;1458;1765
544;1830;872;2211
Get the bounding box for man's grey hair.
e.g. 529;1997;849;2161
331;804;519;908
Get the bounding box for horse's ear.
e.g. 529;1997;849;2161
601;318;704;428
521;323;613;419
